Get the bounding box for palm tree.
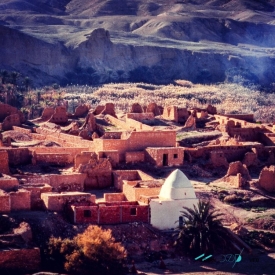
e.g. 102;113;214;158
174;200;231;255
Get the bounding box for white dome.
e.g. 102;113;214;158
159;169;196;200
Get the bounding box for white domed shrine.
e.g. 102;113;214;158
150;169;198;230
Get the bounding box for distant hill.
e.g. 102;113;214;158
1;0;275;86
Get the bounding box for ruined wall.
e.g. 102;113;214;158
97;150;119;167
0;114;21;131
35;127;95;149
0;176;19;191
34;153;74;166
126;113;154;121
125;151;145;164
49;106;68;124
145;147;184;167
163;106;178;122
72;202;149;224
0;190;10;212
94;131;176;161
0;103;24;122
74;151;93;169
47;174;86;192
210;151;229;168
223;114;254;122
185;145;261;163
123;183;161;201
104;115;134;130
0;248;40;272
10;190;31;211
41;107;54;120
0;151;10;174
0;148;31;165
41;192;95;211
228;127;260;141
259;166;275;192
125;118;154;131
112;170;140;190
23;184;52;209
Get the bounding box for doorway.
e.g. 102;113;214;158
163;154;168;166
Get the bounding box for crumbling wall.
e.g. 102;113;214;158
10;190;31;211
243;152;259;167
163;106;178;122
100;103;117;118
125;118;154;131
123;182;161;201
126;113;154;121
0;190;11;212
77;157;112;189
33;153;74;166
47;174;86;192
97;150;119;167
146;103;161;116
41;192;95;211
130;103;143;113
74;104;89;117
0;176;18;191
0;114;21;130
112;170;139;190
49;106;68;124
259;166;275;192
0;103;25;123
210;151;229;168
23;184;52;209
41;107;54;121
0;148;31;165
0;151;9;174
94;131;177;160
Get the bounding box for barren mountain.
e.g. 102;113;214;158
1;0;275;86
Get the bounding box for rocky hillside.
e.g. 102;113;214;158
1;0;275;86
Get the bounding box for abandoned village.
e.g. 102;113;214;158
0;98;275;272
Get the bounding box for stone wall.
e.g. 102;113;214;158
0;114;21;130
0;248;40;272
0;190;10;212
12;126;32;134
10;189;31;211
0;151;9;174
97;150;120;167
41;192;95;211
0;148;31;165
0;176;19;191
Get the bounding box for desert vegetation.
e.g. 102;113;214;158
45;225;127;275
